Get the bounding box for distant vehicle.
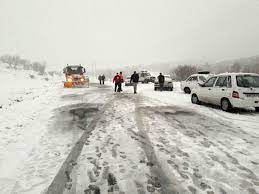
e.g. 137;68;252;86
63;65;89;88
125;76;133;86
138;71;152;83
154;75;174;91
181;71;213;94
149;76;156;83
191;73;259;112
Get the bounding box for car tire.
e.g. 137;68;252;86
221;98;232;112
191;94;200;104
154;87;157;91
184;87;191;94
255;107;259;112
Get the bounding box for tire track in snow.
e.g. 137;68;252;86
46;96;115;194
134;95;182;194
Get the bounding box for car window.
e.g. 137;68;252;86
187;76;198;82
215;76;227;87
187;77;193;81
226;76;232;88
236;75;259;88
192;76;198;81
204;77;217;87
199;76;206;82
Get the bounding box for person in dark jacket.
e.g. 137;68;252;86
101;74;105;84
113;73;121;92
98;75;102;85
158;73;165;91
130;71;139;94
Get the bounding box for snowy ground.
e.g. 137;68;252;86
0;71;258;194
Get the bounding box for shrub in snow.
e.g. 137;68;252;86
29;74;35;79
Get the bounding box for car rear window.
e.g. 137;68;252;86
236;75;259;88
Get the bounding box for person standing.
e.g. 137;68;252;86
98;75;102;85
113;73;121;92
130;71;139;94
158;73;165;91
101;74;105;84
118;72;124;92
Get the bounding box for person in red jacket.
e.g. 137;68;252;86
113;73;121;92
118;71;124;92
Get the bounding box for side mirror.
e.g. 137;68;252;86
83;68;86;73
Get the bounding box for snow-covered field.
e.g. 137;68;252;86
0;70;258;194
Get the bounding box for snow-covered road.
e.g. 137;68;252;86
1;79;259;194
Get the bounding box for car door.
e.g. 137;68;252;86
213;76;232;105
199;76;218;103
184;76;193;88
189;76;198;89
213;76;227;105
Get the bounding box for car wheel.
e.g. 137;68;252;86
221;98;232;112
184;87;191;94
255;107;259;112
154;87;157;91
191;94;200;104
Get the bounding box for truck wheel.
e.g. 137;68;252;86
184;87;191;94
255;107;259;112
221;98;232;112
191;94;200;104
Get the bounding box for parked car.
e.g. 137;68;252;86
125;76;133;86
181;72;212;94
154;75;174;91
149;76;156;83
139;71;152;83
191;73;259;112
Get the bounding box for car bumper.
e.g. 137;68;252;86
154;84;173;88
230;98;259;108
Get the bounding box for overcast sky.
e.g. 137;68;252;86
1;0;259;69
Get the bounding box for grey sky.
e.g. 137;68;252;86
1;0;259;69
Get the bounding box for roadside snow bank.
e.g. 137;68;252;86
0;67;60;108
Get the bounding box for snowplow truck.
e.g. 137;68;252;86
63;65;89;88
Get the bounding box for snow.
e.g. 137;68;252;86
0;69;258;194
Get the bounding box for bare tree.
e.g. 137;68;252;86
173;65;198;81
0;54;14;68
230;62;242;72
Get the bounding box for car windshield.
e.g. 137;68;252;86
66;66;84;74
236;75;259;88
199;76;206;82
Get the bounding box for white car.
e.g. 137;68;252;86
125;76;133;86
181;73;212;94
154;75;174;91
191;73;259;112
138;71;151;83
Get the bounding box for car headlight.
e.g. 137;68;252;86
67;78;73;82
80;78;84;82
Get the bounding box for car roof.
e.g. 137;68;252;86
189;74;212;77
66;65;82;68
216;72;259;76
